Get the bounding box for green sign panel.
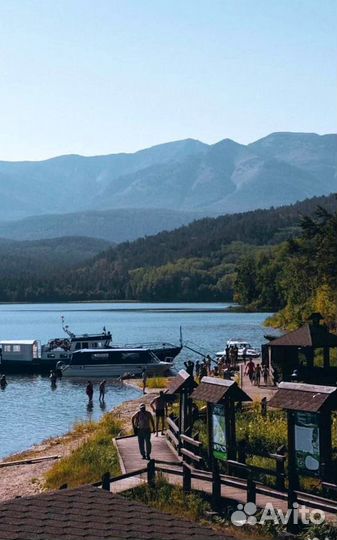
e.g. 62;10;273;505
294;412;320;475
212;404;227;461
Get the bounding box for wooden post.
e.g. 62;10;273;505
320;411;332;480
206;403;213;470
183;462;192;493
287;412;298;532
211;458;221;512
179;392;183;433
275;446;286;491
101;472;110;491
147;459;156;488
229;398;237;460
246;470;256;504
323;347;330;369
237;440;247;465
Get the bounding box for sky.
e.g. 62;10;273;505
0;0;336;161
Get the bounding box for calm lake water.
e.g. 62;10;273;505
0;302;275;459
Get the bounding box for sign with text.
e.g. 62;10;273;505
294;411;320;475
212;404;227;461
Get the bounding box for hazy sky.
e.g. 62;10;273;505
0;0;336;161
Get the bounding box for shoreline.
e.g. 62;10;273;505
0;385;161;502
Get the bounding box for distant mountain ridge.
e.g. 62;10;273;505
0;208;204;242
0;132;335;221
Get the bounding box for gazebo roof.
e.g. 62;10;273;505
269;382;337;412
191;376;252;404
269;319;337;348
166;369;195;395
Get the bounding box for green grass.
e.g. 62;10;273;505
124;476;210;521
146;376;168;389
44;414;123;489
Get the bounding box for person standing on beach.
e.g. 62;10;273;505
150;391;168;436
141;368;147;394
132;403;155;459
86;380;94;401
99;380;106;401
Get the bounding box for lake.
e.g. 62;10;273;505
0;302;275;458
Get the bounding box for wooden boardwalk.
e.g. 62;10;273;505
115;434;180;474
113;435;336;521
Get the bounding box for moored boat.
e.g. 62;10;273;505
216;338;260;359
0;319;181;375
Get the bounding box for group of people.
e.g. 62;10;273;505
244;360;269;386
86;380;107;402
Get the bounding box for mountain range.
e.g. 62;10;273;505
0;132;335;232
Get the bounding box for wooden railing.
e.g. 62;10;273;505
63;459;337;518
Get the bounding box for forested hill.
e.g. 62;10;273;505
0;237;111;277
0;193;335;303
90;193;337;269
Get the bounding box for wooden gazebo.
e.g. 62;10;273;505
267;313;337;384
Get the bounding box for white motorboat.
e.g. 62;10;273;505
216;338;260;359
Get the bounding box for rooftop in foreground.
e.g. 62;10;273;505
0;485;229;540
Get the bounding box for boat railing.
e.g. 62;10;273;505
112;341;179;349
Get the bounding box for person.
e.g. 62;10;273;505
206;355;212;374
245;359;255;383
141;368;147;394
150;391;168;436
262;365;269;386
195;360;200;378
225;345;230;365
49;370;57;386
242;345;247;365
200;362;207;379
99;380;106;401
184;360;194;377
255;363;261;386
86;380;93;401
0;375;7;389
132;403;155;460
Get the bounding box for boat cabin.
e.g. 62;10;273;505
0;340;41;363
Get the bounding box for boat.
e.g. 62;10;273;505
0;319;182;375
216;338;260;359
58;348;174;378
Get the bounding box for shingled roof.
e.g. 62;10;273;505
269;322;337;348
268;382;337;412
191;376;252;404
166;369;194;395
0;486;228;540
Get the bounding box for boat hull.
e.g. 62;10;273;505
61;361;174;378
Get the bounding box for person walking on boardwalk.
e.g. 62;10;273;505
99;380;106;401
255;363;261;386
132;403;155;460
151;391;168;436
245;359;255;383
262;365;269;386
141;368;147;394
86;380;94;402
